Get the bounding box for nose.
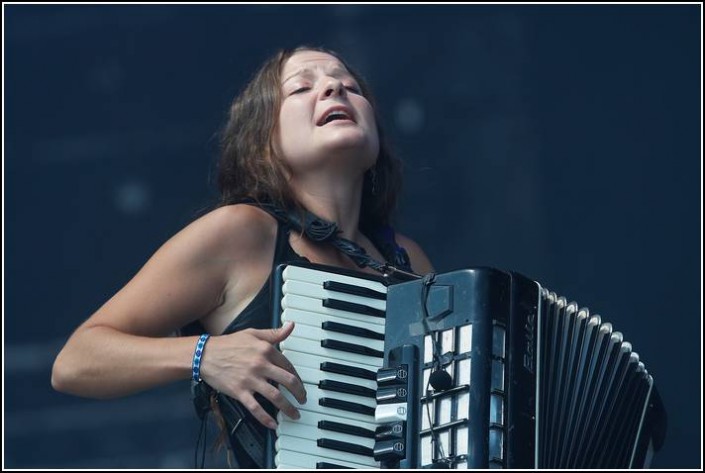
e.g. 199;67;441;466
320;77;346;99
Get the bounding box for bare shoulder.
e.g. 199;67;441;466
185;204;276;243
395;232;435;275
166;204;278;261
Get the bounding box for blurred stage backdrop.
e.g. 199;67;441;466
4;4;701;469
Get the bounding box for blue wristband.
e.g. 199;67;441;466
192;334;210;382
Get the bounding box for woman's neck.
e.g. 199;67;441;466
290;173;365;242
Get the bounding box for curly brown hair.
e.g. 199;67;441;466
216;45;402;230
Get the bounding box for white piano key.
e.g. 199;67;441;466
282;294;385;327
275;435;379;467
281;335;384;367
279;408;379;432
295;364;378;391
276;450;374;469
288;321;384;352
283;350;378;375
280;383;377;421
287;381;377;408
283;265;388;294
281;308;384;335
283;279;386;311
277;419;376;449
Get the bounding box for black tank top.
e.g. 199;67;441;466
220;216;307;335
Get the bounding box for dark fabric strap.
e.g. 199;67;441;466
240;199;415;276
192;380;267;468
217;392;266;468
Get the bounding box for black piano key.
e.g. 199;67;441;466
319;379;376;398
318;420;376;438
319;397;376;416
317;462;353;469
317;438;374;457
321;339;384;358
322;298;386;318
320;361;377;380
322;321;385;340
323;280;387;300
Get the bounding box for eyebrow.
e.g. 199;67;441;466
282;66;353;85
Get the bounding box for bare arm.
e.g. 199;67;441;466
51;205;307;429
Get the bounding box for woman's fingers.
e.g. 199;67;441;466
238;392;278;430
208;323;309;430
262;360;307;405
249;321;295;345
266;350;307;404
247;323;307;404
255;380;301;422
237;376;302;430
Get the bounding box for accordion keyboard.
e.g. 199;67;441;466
274;264;388;469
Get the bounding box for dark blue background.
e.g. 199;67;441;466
4;4;701;468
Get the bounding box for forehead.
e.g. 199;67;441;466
282;51;350;77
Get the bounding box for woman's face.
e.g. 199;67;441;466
275;50;379;177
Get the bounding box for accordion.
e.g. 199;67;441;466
265;262;667;469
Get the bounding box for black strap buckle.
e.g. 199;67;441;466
216;393;266;468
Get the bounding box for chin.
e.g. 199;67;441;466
322;131;378;158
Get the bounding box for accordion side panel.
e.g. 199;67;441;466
504;272;540;468
385;268;512;468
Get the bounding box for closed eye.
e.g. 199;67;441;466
291;87;310;95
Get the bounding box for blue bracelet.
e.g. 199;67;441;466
192;334;210;382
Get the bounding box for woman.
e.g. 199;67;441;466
51;46;434;467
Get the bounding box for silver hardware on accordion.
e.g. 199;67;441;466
266;263;667;469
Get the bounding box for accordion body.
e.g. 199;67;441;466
266;262;667;469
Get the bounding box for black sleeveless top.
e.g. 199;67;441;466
221;217;308;335
186;204;413;468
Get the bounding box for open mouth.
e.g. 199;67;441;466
318;107;355;126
